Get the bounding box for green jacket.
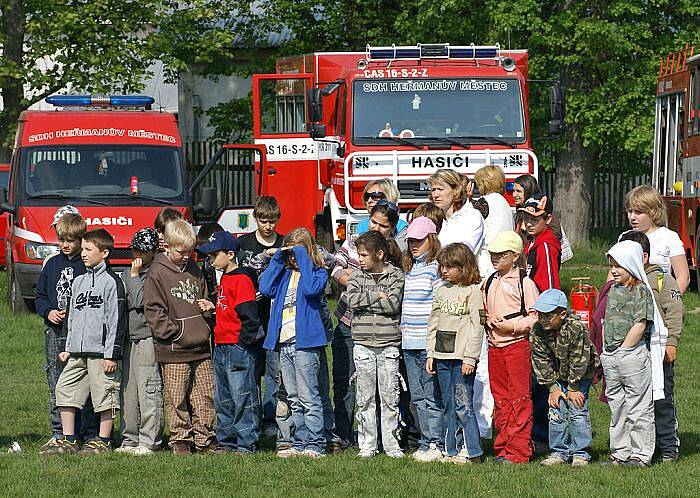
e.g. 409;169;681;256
347;264;405;347
530;316;599;392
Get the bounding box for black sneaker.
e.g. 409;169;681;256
660;452;679;463
621;457;648;468
78;439;112;455
41;438;80;456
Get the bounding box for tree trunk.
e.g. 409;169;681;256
0;0;25;162
553;126;594;248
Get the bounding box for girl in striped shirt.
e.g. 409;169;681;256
400;216;444;462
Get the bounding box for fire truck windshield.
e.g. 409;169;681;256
352;78;525;144
20;145;186;205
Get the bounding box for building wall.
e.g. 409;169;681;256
178;72;252;143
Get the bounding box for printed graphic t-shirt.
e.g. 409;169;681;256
279;271;300;343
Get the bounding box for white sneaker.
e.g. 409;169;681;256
133;446;156;456
358;449;378;458
414;444;443;462
303;449;326;459
115;445;140;455
412;448;428;461
386;450;404;459
276;447;302;458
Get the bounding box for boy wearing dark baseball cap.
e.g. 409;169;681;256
117;227;163;455
519;194;561;292
530;289;599;467
196;231;262;453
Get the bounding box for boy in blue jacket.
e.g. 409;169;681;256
260;228;328;458
36;208;98;452
43;228;128;455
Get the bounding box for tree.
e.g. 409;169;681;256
0;0;255;160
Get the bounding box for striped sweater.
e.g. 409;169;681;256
400;256;442;350
347;264;405;347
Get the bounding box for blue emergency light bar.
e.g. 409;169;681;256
366;43;500;61
45;95;155;107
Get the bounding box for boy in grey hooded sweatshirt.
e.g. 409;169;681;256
347;231;405;458
49;229;127;455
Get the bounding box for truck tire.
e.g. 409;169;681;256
314;208;335;253
7;266;29;314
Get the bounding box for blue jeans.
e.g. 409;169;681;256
436;359;483;458
45;327;98;440
279;344;326;454
548;379;593;461
214;344;260;452
404;350;443;451
331;321;355;443
261;349;279;428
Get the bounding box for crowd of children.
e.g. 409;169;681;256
35;172;685;467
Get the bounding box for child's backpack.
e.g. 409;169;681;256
484;269;527;320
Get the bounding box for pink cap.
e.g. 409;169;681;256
406;216;437;240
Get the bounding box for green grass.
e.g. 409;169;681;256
1;267;700;497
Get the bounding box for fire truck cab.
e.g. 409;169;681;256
190;43;562;249
653;45;700;281
0;95;190;313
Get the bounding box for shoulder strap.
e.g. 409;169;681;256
518;268;527;317
484;271;498;298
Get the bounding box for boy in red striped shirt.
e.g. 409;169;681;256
197;231;262;453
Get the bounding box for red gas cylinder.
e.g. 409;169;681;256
570;277;597;329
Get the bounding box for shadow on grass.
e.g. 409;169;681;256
679;431;700;458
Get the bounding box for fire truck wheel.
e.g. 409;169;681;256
314;209;334;253
7;267;29;314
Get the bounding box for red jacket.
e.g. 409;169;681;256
214;267;261;346
524;227;561;292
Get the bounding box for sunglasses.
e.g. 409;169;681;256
363;191;386;202
375;199;399;212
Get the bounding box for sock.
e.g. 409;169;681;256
99;436;111;445
64;435;76;443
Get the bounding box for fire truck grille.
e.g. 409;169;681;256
109;248;134;261
397;180;432;200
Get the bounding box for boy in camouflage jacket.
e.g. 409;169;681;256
530;289;599;466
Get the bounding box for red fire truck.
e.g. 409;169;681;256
653;45;700;281
189;43;563;247
0;96;191;313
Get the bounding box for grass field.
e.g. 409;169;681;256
1;243;699;497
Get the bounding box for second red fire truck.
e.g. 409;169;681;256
652;44;700;282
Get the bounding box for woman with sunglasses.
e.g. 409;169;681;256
356;179;409;235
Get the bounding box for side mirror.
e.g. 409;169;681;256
194;186;215;216
0;187;13;215
308;88;323;123
310;123;327;139
548;85;564;136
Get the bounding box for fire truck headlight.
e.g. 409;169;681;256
25;242;59;261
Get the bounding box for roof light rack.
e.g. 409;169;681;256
366;43;501;61
45;95;155;107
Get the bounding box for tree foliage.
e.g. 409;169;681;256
0;0;256;158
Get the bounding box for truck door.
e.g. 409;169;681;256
189;144;267;235
252;73;322;235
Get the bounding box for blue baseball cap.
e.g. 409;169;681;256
197;231;240;254
532;289;568;313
